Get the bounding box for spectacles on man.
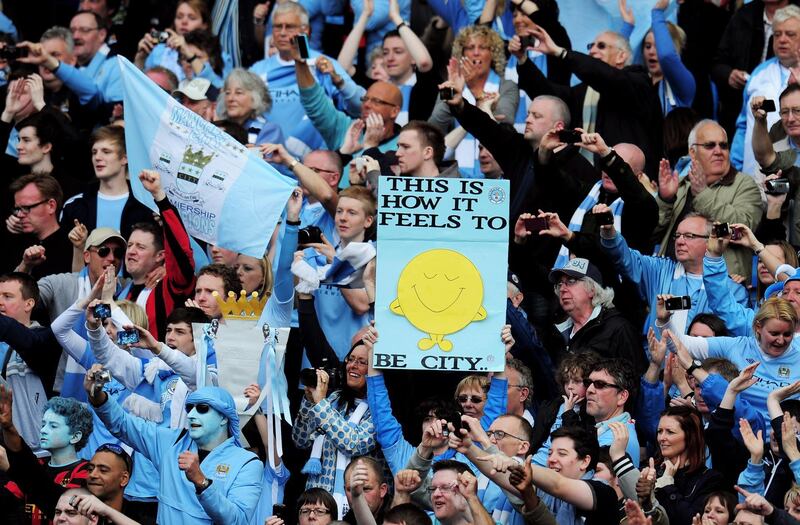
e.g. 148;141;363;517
691;141;729;151
299;508;331;517
457;394;485;404
361;95;398;108
273;23;302;33
780;107;800;118
309;166;340;176
13;199;49;216
487;430;527;442
90;245;125;259
185;403;211;414
672;232;709;241
425;483;458;495
582;378;623;391
554;277;581;292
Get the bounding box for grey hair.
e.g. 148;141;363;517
582;278;615;308
774;5;800;26
687;118;726;151
681;211;713;235
217;68;271;119
271;1;310;27
41;26;74;54
532;95;571;127
507;281;521;297
603;31;633;66
506;357;533;390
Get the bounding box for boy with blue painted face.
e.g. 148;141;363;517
0;390;94;521
86;371;263;525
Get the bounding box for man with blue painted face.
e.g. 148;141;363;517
85;367;263;525
0;390;94;521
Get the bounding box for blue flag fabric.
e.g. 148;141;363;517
118;57;295;258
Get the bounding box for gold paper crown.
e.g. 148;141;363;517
182;146;214;169
213;290;267;320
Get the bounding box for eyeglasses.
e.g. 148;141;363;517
582;378;623;391
586;41;615;51
508;384;528;390
457;395;485;404
487;430;527;442
780;107;800;118
425;483;458;495
672;232;709;241
299;508;331;517
185;403;211;414
91;245;125;259
71;26;100;34
360;95;398;108
554;277;581;292
96;442;133;472
691;141;729;151
345;356;369;367
12;199;49;216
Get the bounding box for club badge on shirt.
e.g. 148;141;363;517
215;464;230;478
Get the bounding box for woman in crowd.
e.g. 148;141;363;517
216;68;283;145
654;406;727;524
428;25;519;178
700;491;738;525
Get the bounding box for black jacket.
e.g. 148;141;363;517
517;52;663;180
552;306;645;375
655;466;728;525
60;180;156;241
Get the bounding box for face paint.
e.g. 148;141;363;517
40;410;76;451
186;404;228;447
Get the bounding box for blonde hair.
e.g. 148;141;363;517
454;375;489;399
452;26;506;75
785;484;800;509
116;300;149;330
753;297;798;334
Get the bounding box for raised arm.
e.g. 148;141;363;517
337;0;372;76
530;463;596;510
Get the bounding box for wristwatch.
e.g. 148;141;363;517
686;359;703;375
196;478;212;494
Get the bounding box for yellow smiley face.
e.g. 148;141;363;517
390;249;486;349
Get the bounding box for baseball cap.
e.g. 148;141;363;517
173;78;218;102
84;227;126;251
508;270;522;288
549;257;603;287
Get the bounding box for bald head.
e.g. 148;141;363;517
613;143;645;175
368;81;402;107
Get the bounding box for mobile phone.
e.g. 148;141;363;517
519;35;537;49
557;129;583;144
593;211;614;226
116;329;140;345
712;223;730;238
93;303;111;321
294;34;310;59
523;217;548;233
355;157;366;172
247;127;259;145
761;99;776;113
765;178;790;194
273;504;288;522
439;87;456;101
664;296;692;311
730;226;743;241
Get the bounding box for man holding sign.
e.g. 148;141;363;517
374;176;509;372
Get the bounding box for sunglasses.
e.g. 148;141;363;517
185;403;211;414
691;141;729;151
92;245;125;259
457;395;485;404
96;442;133;472
586;41;614;51
582;378;623;391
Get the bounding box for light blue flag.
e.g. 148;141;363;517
374;177;509;373
117;56;296;258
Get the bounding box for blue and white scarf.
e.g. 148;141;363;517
554;181;623;269
292;242;376;293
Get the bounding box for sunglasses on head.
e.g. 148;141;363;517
457;395;485;404
185;403;211;414
93;245;125;259
96;442;133;472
